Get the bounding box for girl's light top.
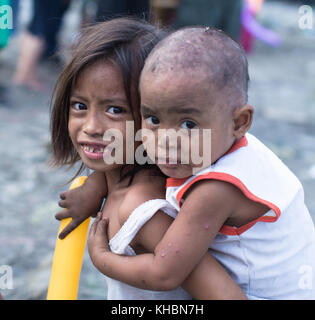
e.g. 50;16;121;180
106;199;192;300
166;133;315;299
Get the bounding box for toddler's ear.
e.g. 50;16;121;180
232;104;253;139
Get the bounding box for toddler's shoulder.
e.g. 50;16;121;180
183;178;238;203
183;178;269;227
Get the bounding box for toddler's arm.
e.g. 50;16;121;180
88;182;247;299
56;171;107;239
132;205;247;299
181;253;246;299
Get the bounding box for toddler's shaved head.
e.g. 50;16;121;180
141;27;249;110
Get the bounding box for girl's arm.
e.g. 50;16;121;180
88;183;247;299
56;170;107;239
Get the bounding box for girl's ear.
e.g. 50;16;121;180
232;104;254;139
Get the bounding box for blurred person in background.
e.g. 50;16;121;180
96;0;150;21
150;0;179;27
13;0;71;91
170;0;242;41
82;0;150;24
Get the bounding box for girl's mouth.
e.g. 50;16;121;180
81;144;105;160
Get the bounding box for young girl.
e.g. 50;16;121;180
50;18;246;300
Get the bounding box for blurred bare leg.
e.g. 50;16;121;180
13;32;45;91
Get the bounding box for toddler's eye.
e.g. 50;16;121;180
108;106;124;114
181;120;197;129
72;102;87;111
145;116;160;126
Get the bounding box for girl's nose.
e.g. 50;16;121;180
83;111;104;137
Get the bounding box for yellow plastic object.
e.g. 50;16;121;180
47;176;89;300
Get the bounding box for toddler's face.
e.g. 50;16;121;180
140;70;236;178
68;61;134;172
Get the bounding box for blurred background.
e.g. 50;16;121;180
0;0;314;299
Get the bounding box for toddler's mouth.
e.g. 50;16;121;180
156;157;181;166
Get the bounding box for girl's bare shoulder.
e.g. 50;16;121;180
119;168;167;226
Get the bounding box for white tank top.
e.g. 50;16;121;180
166;133;315;299
106;199;192;300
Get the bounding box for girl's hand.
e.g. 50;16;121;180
55;183;104;239
88;212;110;266
55;171;108;239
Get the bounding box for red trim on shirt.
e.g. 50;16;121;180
175;172;281;235
223;136;248;156
166;177;189;189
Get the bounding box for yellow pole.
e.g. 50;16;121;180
47;176;90;300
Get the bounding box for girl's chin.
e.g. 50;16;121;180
82;160;105;172
79;153;105;170
81;157;124;172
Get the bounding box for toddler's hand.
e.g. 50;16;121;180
55;183;104;239
88;212;110;265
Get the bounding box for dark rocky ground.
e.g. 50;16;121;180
0;0;314;299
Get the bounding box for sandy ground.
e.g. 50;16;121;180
0;0;314;299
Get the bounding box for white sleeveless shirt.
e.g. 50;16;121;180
106;199;192;300
166;133;315;299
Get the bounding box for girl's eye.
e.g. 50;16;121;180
181;120;197;129
72;102;87;111
108;106;124;114
145;116;160;126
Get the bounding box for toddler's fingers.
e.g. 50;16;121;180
89;212;102;236
96;211;102;220
96;217;109;236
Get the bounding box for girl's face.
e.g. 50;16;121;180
68;60;134;172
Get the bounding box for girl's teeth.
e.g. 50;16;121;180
85;146;93;152
83;145;104;153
